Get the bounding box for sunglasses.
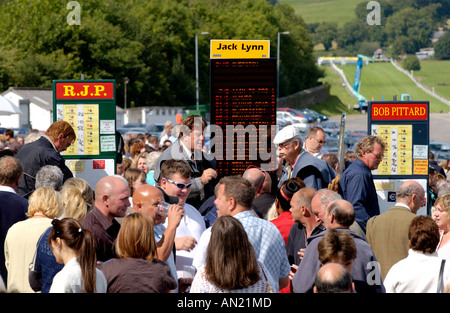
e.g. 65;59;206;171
163;176;192;189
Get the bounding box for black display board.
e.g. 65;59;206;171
210;59;277;177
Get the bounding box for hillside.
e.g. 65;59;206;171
339;62;450;113
279;0;361;26
413;60;450;100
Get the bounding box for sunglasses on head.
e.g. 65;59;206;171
163;176;192;189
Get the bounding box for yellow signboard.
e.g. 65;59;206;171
210;40;270;59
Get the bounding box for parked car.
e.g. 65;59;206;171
277;107;313;123
430;141;450;152
435;151;450;162
277;109;308;124
277;111;293;128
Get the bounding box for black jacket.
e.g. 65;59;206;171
16;136;73;196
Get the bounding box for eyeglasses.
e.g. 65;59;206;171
278;140;293;149
312;137;326;145
64;136;74;147
163;176;192;189
414;193;426;206
369;152;384;160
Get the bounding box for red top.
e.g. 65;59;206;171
270;211;294;245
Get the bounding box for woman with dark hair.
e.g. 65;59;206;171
190;216;274;293
48;218;107;293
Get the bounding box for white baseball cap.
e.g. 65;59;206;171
273;125;301;145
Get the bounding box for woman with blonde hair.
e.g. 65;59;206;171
98;213;177;293
60;178;94;221
4;187;62;292
434;194;450;260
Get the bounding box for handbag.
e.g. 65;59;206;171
28;232;46;292
28;250;42;292
437;259;446;293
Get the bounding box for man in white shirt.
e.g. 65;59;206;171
160;159;206;289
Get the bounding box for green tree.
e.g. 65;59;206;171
313;22;337;51
0;0;321;106
435;32;450;60
402;55;421;71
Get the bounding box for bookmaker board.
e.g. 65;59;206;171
53;80;117;188
368;101;429;215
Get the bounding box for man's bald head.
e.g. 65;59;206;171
242;168;265;197
94;175;130;220
132;184;165;225
324;199;355;229
132;184;163;206
314;263;354;293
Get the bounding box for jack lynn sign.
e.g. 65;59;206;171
210;40;270;59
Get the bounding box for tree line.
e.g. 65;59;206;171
0;0;322;108
309;0;450;58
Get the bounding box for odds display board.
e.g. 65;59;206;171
210;58;277;177
53;80;117;188
368;101;429;215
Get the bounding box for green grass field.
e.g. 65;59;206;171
279;0;362;26
339;62;450;113
413;60;450;101
311;66;357;116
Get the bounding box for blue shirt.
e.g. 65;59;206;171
35;227;64;293
234;210;291;292
338;158;380;232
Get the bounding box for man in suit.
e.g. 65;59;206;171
16;120;75;197
153;115;217;209
274;125;335;190
366;180;425;280
0;156;28;283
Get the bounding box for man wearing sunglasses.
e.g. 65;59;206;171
160;159;206;291
274;125;335;191
154;115;217;209
303;127;328;159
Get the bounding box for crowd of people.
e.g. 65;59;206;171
0;115;450;294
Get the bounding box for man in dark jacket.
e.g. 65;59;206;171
16;121;76;197
274;125;335;190
153;115;217;209
0;156;28;283
338;135;385;233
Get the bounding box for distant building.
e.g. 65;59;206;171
431;29;447;44
0;87;125;131
415;48;435;60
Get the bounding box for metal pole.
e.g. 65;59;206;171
195;33;199;111
195;32;209;111
277;32;289;102
124;77;128;110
